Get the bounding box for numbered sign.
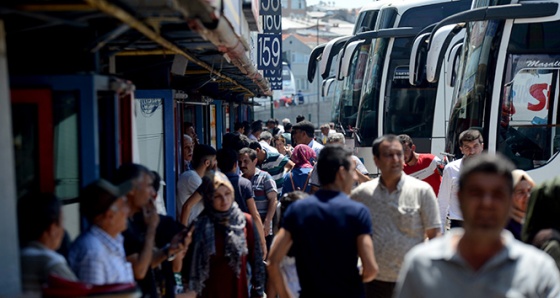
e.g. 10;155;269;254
262;15;282;34
257;34;282;70
265;67;282;90
260;0;281;15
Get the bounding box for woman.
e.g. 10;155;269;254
506;169;536;239
187;172;265;298
274;135;292;158
281;144;316;195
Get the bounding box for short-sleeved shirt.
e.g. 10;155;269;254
176;170;202;224
282;190;372;298
225;171;255;213
308;139;324;158
260;150;289;197
350;174;441;282
248;168;277;220
403;154;442;196
394;229;560;297
68;226;134;285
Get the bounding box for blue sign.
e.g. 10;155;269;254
260;0;281;15
257;34;282;70
265;66;282;90
262;14;282;34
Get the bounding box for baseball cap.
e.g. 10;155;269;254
80;179;133;221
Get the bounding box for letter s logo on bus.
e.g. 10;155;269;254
528;83;550;112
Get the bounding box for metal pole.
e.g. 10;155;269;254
316;17;321;128
270;95;274;119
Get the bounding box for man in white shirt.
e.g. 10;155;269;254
177;144;216;225
292;120;323;157
438;129;484;232
395;153;560;297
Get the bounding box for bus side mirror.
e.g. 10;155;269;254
338;40;364;80
446;43;463;87
409;32;430;86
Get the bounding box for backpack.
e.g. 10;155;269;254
288;169;313;193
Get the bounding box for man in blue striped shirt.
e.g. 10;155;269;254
69;179;135;285
239;147;278;251
249;141;293;198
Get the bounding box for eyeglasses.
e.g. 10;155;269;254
514;190;531;197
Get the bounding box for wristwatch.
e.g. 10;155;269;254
162;243;176;261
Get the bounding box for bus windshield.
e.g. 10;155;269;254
337;43;370;132
446;19;503;157
383;37;437;137
356;37;388;146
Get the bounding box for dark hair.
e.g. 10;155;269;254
234;122;244;131
280;191;308;215
239;147;258;161
458;153;514;192
151;171;162;193
292;120;315;137
284;122;292;131
223;132;250;152
272;127;281;136
17;193;62;246
398;134;414;148
372;134;400;158
217;148;238;172
248;141;262;151
191;144;217;169
296;115;305;123
251;121;263;133
459;129;483;146
113;163;151;185
317;145;352;185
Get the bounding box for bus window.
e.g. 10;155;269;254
497;56;560;170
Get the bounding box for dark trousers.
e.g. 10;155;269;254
450;219;464;228
364;280;396;298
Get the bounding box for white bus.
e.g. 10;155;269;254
350;0;471;173
431;0;560;183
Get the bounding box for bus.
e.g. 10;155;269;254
349;0;471;173
432;0;560;183
308;1;390;134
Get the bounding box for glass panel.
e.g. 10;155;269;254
53;91;80;239
12;103;39;198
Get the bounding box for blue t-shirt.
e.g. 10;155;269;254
282;190;372;298
225;172;254;213
282;167;313;196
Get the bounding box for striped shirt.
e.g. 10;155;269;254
68;226;134;285
248;168;277;234
261;149;289;197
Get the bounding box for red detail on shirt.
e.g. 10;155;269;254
403;154;442;196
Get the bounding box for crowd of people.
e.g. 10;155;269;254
17;117;560;298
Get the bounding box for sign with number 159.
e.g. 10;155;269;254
257;34;281;70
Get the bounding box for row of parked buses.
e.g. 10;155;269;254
310;0;560;184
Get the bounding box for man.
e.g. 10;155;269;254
234;122;245;135
309;133;370;193
292;120;323;157
217;148;267;257
268;145;379;298
184;122;199;146
249;141;293;198
249;120;263;141
281;122;293;145
239;147;278;250
395;153;560;297
114;163;190;297
438;129;484;231
296;115;305;123
350;135;441;298
69;179;135;285
182;134;194;171
177;144;217;225
258;131;279;153
398;134;443;196
19;193;77;294
319;123;332;145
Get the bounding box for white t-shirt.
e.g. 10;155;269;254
176;170;202;224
